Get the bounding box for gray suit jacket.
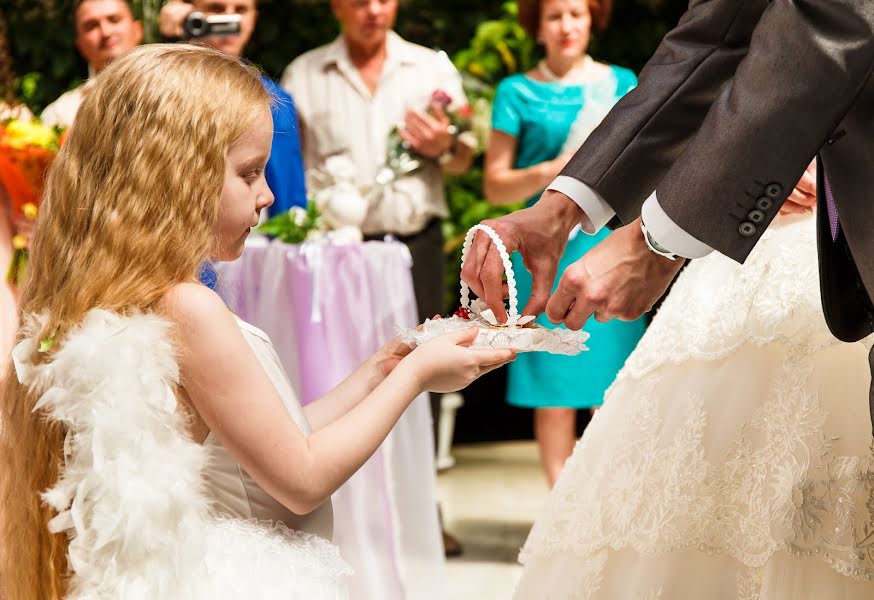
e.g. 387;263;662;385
563;0;874;342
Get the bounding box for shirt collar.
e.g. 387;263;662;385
320;30;417;71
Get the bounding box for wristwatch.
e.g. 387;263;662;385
640;220;680;261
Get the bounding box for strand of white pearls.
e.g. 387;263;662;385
459;224;519;328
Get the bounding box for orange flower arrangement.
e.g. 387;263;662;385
0;119;65;285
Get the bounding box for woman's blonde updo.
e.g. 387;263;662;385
0;44;270;599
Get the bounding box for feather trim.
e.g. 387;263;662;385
14;309;350;598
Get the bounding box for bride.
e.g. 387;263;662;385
513;162;874;599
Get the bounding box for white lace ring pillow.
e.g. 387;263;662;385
398;224;589;355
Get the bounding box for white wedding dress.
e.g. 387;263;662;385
514;214;874;599
13;310;351;598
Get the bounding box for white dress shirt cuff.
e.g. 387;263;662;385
641;193;714;259
547;176;615;234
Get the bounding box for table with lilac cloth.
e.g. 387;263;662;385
217;235;445;600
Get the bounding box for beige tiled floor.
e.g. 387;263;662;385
437;441;549;600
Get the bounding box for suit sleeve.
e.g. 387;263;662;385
655;0;874;262
560;0;769;221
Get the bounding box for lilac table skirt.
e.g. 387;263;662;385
217;235;445;600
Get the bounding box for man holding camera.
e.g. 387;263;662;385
41;0;143;128
159;0;307;214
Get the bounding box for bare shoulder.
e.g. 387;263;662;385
159;282;228;320
158;283;238;346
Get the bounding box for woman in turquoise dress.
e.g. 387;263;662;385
484;0;646;487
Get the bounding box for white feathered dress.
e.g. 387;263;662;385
12;309;351;599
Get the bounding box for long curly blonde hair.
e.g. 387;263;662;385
0;44;269;599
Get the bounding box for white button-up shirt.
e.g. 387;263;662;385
41;68;96;130
282;32;469;236
549;176;715;258
41;85;86;129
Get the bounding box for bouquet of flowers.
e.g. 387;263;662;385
257;202;324;244
376;89;475;185
0;118;65;285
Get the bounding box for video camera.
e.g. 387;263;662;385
181;12;241;40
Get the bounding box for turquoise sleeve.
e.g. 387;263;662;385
613;66;638;97
491;78;522;137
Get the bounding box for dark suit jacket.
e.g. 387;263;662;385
562;0;874;342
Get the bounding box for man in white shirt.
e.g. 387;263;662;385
282;0;474;557
282;1;474;327
41;0;142;128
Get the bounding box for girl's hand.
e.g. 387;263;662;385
406;327;516;393
373;336;415;379
372;315;442;379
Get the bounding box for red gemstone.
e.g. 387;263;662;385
454;307;471;320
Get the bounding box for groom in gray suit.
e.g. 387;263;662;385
462;1;874;423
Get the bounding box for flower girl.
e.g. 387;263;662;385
0;44;515;600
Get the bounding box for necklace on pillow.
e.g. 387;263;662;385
396;224;589;355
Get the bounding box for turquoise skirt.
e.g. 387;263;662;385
506;229;647;409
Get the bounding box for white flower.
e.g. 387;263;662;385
289;206;308;227
323;155;358;184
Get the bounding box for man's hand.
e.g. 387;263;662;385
780;160;817;215
400;101;453;159
546;217;686;330
461;189;583;322
159;1;194;40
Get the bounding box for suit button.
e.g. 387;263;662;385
756;196;773;211
739;222;757;237
765;183;783;199
748;209;766;224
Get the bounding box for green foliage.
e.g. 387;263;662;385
453;2;534;87
257;203;323;244
4;0;83;112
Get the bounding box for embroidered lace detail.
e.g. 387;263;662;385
737;566;764;600
520;356;874;580
518;216;874;597
642;588;664;600
617;217;841;382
